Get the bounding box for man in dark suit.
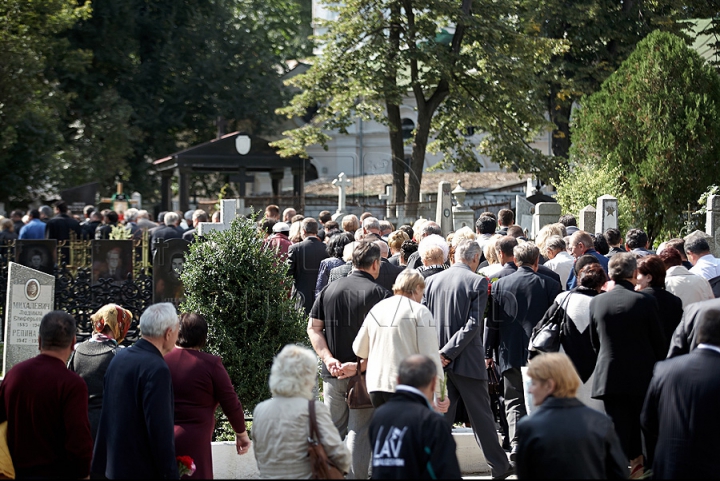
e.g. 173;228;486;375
423;240;512;479
45;201;82;241
373;240;403;291
92;303;179;479
488;242;561;460
589;253;665;475
641;312;720;479
181;209;208;243
667;297;720;358
288;217;328;315
493;236;561;284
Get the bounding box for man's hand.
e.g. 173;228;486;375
324;357;342;377
336;361;358;379
434;397;450;413
235;431;252;455
440;352;451;367
485;358;494;369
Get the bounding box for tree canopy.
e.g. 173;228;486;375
569;30;720;242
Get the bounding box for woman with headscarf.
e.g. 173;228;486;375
68;304;132;441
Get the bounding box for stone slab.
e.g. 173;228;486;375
579;205;597;234
532;202;561;239
3;262;55;375
595;194;618;234
516;196;534;235
436;181;453;237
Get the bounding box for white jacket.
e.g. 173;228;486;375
665;265;715;309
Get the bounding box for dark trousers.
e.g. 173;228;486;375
370;391;393;408
444;371;510;477
503;367;527;449
603;394;645;460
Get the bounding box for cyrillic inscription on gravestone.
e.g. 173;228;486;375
3;262;55;376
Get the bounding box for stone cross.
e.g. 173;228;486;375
197;199;246;236
332;172;352;214
378;184;394;220
595;194;618;234
4;262;55;375
436;181;453;236
579;205;597;234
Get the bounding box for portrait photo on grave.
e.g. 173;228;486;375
25;279;40;301
92;240;133;285
153;238;190;307
15;240;57;275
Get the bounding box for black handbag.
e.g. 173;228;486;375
529;293;572;354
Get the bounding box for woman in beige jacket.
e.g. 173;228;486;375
253;345;350;479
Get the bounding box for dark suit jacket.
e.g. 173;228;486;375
288;236;328;314
423;263;489;380
405;251;423;270
151;225;182;244
376;258;404;291
91;339;178;479
46;213;81;240
589;280;666;398
388;253;401;266
489;266;561;373
517;397;628;479
667;297;720;358
641;348;720;479
641;287;683;353
494;261;561;285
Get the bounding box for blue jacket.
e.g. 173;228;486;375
18;219;45;239
566;248;609;290
91;339;179;479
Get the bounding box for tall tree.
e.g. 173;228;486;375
570;30;720;242
274;0;563;217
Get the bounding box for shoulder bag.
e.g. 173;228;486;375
308;400;345;480
529;293;572;355
345;357;373;409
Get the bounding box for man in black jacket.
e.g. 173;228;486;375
288;218;328;315
641;313;720;479
369;355;461;480
488;242;561;460
45;201;82;241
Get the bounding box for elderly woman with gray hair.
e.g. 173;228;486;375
353;269;449;410
253;345;350;479
417;234;449;278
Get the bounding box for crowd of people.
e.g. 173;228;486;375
1;202;720;479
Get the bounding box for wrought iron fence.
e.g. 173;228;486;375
0;232;153;346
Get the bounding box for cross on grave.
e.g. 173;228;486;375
682;203;695;234
378;184;393;219
332;172;352;214
196;199;247;236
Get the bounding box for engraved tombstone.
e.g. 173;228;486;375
516;195;534;237
15;240;57;275
596;195;619;234
436;181;453;236
532;202;561;239
153;238;191;308
3;262;55;375
91;240;134;285
579;205;597;234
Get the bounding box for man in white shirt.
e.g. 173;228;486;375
686;237;720;280
543;235;574;290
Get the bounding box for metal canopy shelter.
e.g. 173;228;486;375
153;131;307;212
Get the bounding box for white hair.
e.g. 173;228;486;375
373;239;389;257
343;241;358;261
137;209;150;220
418;234;449;262
164;211;179;226
139;303;178;338
455;239;481;263
452;226;476;246
124;208;139;222
363;217;380;232
269;344;317;399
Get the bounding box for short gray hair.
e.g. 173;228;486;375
392;269;425;295
269;344;316;399
363;217;380;232
398;354;437;388
418;234;449;262
514;242;540;266
421;222;442;237
544;235;566;256
124;208;139;222
137;209;150;220
373;239;389;257
455;239;481;263
609;252;637;281
139;303;179;338
164;211;179;226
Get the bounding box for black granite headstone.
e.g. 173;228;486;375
153;238;190;308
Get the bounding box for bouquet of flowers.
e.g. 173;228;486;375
177;456;196;477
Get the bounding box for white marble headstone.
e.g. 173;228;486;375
705;194;720;258
197;199;248;236
3;262;55;376
436;181;453;236
532;202;561;239
595;195;618;234
516;195;534;237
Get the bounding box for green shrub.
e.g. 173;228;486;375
180;216;308;426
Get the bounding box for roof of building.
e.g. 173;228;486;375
304;172;532;197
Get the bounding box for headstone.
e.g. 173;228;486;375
705;194;720;258
685;230;716;259
15;240;57;275
197;199;247;236
452;181;474;231
532;202;561;239
378;184;394;220
331;172;352;216
3;262;55;375
579;205;597;234
515;195;534;237
595;195;618;234
92;240;133;285
153;238;190;308
436;181;453;236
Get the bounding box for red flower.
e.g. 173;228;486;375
177;456;193;469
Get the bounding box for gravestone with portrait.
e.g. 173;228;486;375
91;240;134;285
153;238;190;308
15;240;57;275
436;181;453;237
3;262;55;375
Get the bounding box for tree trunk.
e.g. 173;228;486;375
549;85;573;158
406;107;431;219
385;4;406;208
